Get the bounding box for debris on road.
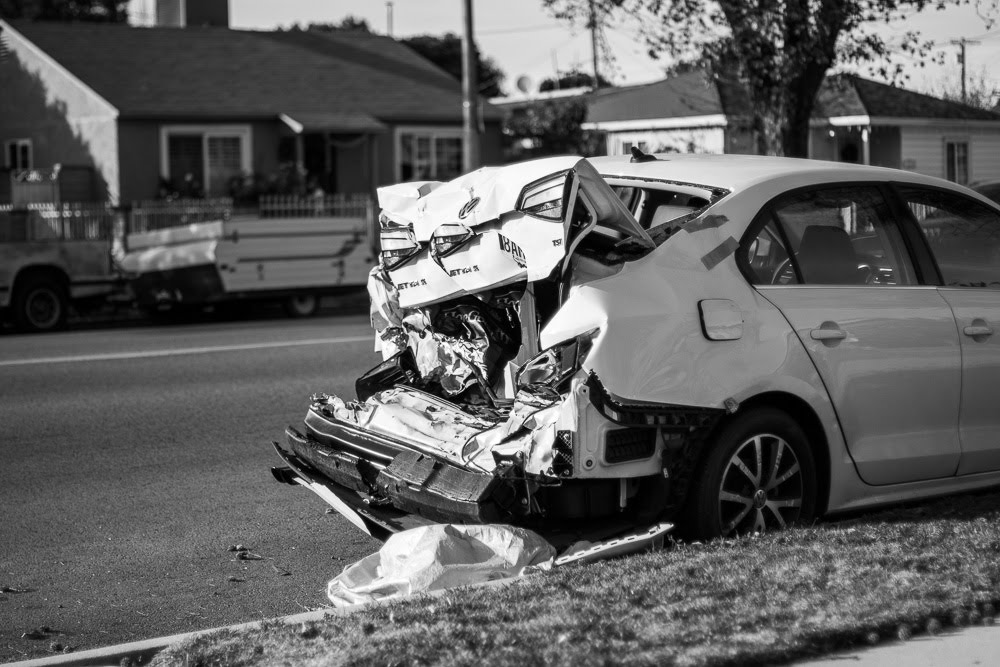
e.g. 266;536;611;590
270;564;291;576
2;585;34;594
327;524;555;607
226;576;245;583
236;551;264;561
227;544;248;553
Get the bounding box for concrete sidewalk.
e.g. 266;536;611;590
797;623;1000;666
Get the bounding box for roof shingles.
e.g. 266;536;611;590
6;21;500;122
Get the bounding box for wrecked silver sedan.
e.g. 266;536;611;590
273;152;1000;544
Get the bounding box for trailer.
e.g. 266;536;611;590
120;199;376;317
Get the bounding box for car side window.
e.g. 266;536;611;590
767;186;916;286
744;220;797;285
898;186;1000;289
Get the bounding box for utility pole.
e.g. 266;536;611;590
461;0;480;172
589;0;600;88
386;2;393;37
950;38;981;104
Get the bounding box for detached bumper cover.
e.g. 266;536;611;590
283;415;514;525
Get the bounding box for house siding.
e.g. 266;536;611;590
900;124;1000;183
0;22;120;202
603;127;727;156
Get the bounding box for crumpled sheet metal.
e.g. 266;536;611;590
317;390;497;463
326;523;555;607
367;268;495;396
321;379;574;475
376;156;582;240
385;215;564;311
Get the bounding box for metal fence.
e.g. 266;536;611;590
257;193;373;219
128;198;234;234
127;194;374;233
2;194;375;242
0;202;120;243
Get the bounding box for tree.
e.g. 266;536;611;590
928;67;1000;110
539;68;611;91
545;0;999;157
503;98;604;160
402;32;506;98
288;16;373;33
0;0;128;21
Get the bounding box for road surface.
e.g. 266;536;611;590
0;314;383;661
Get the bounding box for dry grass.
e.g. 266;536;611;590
153;489;1000;666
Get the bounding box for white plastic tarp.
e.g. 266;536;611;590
326;524;556;607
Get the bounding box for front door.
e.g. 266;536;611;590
748;184;962;485
897;185;1000;475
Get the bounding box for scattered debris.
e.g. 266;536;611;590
270;564;291;576
21;630;46;640
226;576;245;583
227;544;249;553
236;551;264;561
2;586;33;594
48;642;63;652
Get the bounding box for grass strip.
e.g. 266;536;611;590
153;489;1000;666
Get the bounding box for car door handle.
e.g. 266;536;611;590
810;328;846;341
963;325;994;337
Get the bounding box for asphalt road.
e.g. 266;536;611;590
0;314;384;661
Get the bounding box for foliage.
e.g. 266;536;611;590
0;0;128;21
283;15;373;33
503;98;604;160
544;0;999;157
155;489;1000;666
402;32;506;98
539;68;612;91
928;66;1000;110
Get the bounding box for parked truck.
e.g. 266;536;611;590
0;168;121;333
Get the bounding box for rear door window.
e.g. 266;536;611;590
898;186;1000;288
760;186;916;286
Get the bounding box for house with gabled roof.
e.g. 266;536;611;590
0;18;502;204
578;70;1000;186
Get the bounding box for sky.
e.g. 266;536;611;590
229;0;1000;102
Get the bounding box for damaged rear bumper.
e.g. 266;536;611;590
274;378;726;543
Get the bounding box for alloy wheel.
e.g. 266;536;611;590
718;433;803;536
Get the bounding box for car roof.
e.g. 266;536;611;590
589;153;983;200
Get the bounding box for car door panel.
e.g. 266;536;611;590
896;185;1000;476
759;286;962;485
938;290;1000;474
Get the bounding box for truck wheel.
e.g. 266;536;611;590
283;294;319;318
13;275;69;332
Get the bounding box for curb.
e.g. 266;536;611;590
4;578;517;667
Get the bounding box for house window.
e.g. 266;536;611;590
945;140;969;185
396;128;463;182
4;139;33;170
159;126;252;197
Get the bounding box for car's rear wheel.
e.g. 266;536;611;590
684;408;816;540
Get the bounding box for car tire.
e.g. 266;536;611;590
283;294;319;318
12;274;69;333
684;408;817;540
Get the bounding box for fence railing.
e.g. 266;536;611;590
128;198;234;234
2;194;376;243
0;203;120;243
257;193;373;219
